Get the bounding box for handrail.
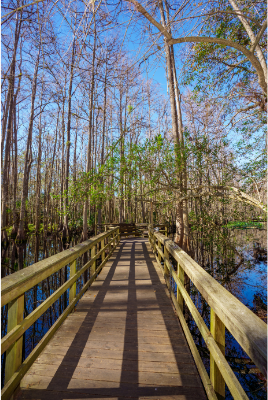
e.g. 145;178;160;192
2;228;118;306
148;227;267;400
1;227;120;400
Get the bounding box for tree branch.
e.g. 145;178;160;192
125;0;172;40
178;185;267;212
251;20;267;53
124;0;267;94
168;36;266;93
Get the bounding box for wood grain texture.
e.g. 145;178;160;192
17;238;205;400
151;229;267;377
5;294;24;384
210;308;225;400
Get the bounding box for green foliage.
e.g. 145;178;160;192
181;0;267;180
28;224;36;233
6;226;14;236
182;0;266;94
127;105;133;114
225;221;264;229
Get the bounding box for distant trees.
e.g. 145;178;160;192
1;0;266;250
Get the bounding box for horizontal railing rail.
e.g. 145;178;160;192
148;227;267;400
1;227;120;400
99;223;169;237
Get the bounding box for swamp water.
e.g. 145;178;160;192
1;229;267;399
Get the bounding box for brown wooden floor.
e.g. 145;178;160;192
18;238;206;400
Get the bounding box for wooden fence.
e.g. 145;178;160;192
1;226;120;400
149;227;267;400
100;223;168;237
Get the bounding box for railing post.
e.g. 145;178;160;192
210;308;225;400
153;232;156;254
69;260;76;304
164;244;169;277
115;229;117;247
5;294;24;384
104;225;107;246
117;227;120;245
163;244;170;289
108;231;112;254
115;229;118;246
111;231;115;252
165;226;168;237
101;238;105;262
158;239;162;264
177;263;184;312
91;244;96;274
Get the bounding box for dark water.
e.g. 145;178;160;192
1;229;267;398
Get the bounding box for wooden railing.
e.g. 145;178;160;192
100;223;169;237
1;227;120;400
104;223;139;237
149;227;267;400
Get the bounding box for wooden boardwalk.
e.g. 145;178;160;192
18;238;206;400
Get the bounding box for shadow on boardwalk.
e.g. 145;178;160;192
18;238;206;400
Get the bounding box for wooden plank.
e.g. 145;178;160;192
27;354;197;374
24;363;201;387
177;262;184;312
41;343;193;364
19;375;207;398
57;324;182;338
210;308;225;400
69;259;76;304
101;239;105;262
52;330;186;346
91;244;96;274
5;294;24;384
46;336;190;354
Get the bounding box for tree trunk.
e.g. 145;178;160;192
82;17;97;242
35;119;42;234
97;54;108;228
160;0;191;252
63;39;76;241
17;50;40;242
2;15;22;242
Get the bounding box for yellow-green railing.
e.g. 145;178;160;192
1;226;120;399
149;227;267;400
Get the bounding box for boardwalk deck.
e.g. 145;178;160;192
17;238;206;400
